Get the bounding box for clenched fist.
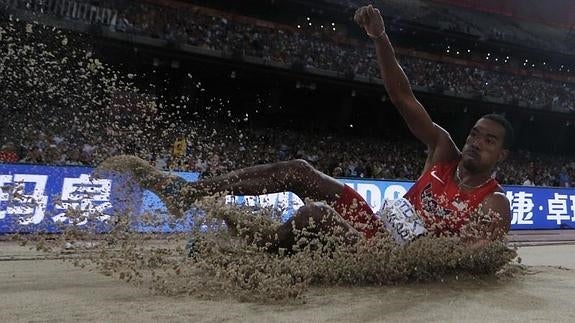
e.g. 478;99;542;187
354;4;385;39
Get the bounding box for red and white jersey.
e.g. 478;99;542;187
404;159;501;237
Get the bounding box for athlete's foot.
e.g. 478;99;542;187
94;155;159;183
93;155;196;217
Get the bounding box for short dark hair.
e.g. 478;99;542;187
481;114;514;149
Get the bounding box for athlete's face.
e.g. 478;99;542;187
461;118;508;173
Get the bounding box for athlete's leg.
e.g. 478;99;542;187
273;202;362;252
95;155;345;216
94;155;185;213
220;202;362;253
96;155;366;251
183;159;343;201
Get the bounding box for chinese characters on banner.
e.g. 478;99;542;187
1;164;575;233
0;172;112;229
51;174;112;225
0;174;48;225
0;165;117;233
505;191;575;226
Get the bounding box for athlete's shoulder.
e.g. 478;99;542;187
482;181;508;203
489;190;509;203
430;158;460;175
483;191;511;218
474;191;511;240
417;158;459;183
494;183;506;194
434;124;461;157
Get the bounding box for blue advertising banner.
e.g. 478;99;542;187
1;163;574;233
0;164;143;233
333;179;575;230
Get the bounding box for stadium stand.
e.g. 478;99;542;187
1;0;574;187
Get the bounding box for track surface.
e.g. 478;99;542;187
1;233;575;323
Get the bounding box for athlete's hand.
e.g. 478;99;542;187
354;4;385;38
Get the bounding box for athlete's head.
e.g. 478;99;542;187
461;114;513;173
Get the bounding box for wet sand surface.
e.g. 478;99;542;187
1;240;574;323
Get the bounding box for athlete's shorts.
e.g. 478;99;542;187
334;185;427;244
334;185;382;239
378;198;427;245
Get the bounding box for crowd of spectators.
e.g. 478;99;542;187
400;57;574;111
4;0;575;112
111;3;575;113
0;131;105;166
5;0;569;54
1;123;574;188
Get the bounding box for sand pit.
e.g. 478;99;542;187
1;241;575;323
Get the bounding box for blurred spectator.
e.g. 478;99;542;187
0;143;19;163
172;135;187;159
559;167;571;188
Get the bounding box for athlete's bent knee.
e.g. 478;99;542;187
296;202;334;226
287;159;316;175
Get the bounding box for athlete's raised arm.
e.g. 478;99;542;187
354;5;458;161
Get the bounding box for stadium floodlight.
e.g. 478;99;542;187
467;49;471;53
297;25;301;29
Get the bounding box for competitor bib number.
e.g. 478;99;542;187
378;198;427;245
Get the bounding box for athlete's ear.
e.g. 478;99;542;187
498;149;509;163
